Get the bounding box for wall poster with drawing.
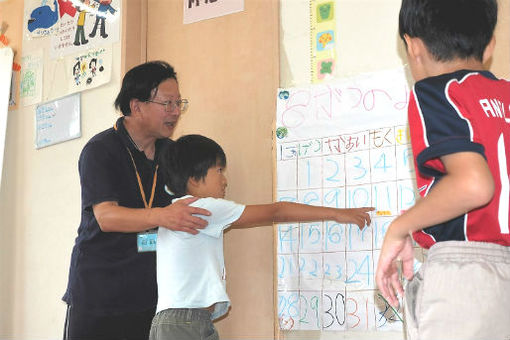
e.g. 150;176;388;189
274;68;425;338
23;0;120;58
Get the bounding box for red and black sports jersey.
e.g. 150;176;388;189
408;70;510;249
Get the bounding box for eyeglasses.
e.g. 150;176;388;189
145;99;189;113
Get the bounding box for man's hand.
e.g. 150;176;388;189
155;196;211;234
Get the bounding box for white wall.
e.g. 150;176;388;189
280;0;406;88
280;0;509;89
0;20;123;340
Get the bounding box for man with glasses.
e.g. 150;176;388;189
62;61;210;340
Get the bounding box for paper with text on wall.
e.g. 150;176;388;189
275;67;424;335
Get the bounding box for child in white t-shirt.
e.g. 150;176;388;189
150;134;374;340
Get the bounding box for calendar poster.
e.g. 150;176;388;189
275;68;425;336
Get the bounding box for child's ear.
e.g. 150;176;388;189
482;35;496;64
187;177;200;191
404;34;426;61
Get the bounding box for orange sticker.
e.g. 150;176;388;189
0;34;9;46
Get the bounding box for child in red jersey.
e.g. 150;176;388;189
375;1;510;339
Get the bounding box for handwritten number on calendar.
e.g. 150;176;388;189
301;224;321;248
299;295;309;325
278;292;300;321
324;292;346;328
309;258;319;277
324;222;343;250
278;255;296;279
325;158;341;182
310;296;320;327
278;226;297;253
303;191;320;205
346;255;372;285
347;298;361;329
352;156;367;180
278;256;285;278
348;187;370;208
374;152;392;172
324;188;342;208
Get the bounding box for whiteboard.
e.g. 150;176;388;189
35;93;81;149
274;67;425;340
0;47;13;189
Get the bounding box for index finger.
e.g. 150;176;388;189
188;206;211;217
185;215;208;229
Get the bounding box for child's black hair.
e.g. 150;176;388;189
399;0;497;62
159;135;226;197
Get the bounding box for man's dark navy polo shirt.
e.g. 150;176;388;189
63;117;173;315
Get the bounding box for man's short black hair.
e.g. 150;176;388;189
114;61;177;116
399;0;497;62
160;135;227;197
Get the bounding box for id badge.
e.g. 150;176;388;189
137;230;157;252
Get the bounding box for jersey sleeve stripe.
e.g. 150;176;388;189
444;73;481;142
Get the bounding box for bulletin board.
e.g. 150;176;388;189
274;67;425;339
21;0;120;104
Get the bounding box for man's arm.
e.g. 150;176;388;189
93;196;211;234
376;151;494;307
231;202;373;229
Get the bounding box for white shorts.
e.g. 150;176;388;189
404;241;510;340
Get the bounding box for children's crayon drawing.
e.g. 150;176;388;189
275;68;424;336
25;0;60;36
23;0;120;56
25;0;77;37
20;50;44;106
50;0;120;57
65;46;111;92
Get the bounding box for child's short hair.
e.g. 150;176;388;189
399;0;497;62
160;135;227;197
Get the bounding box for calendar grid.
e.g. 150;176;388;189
276;126;423;332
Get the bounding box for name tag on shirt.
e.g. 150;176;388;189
137;230;157;252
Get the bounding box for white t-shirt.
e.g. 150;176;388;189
156;195;245;320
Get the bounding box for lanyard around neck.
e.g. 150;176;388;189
114;122;158;209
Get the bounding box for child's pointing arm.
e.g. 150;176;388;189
231;202;374;229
